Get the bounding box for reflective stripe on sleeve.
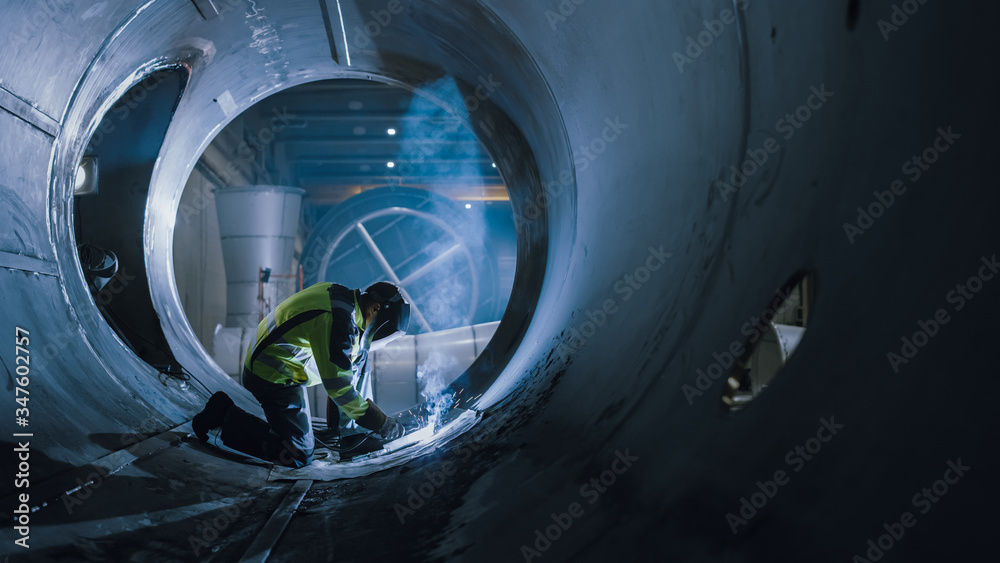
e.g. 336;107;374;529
323;376;354;391
331;387;359;406
255;353;285;373
337;393;369;420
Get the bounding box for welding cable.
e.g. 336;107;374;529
101;306;214;397
315;431;377;453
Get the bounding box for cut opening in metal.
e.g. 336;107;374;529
722;271;816;411
73;67;190;380
44;0;568;478
174;77;518;441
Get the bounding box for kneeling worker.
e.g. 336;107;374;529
193;281;410;468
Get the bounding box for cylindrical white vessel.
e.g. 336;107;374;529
215;185;304;328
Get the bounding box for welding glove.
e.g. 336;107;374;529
356;398;402;440
377;417;405;442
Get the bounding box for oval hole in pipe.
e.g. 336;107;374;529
74;67;191;381
722;270;816;411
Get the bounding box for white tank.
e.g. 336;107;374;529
214;185;304;328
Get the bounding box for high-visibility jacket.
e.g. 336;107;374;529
243;282;370;420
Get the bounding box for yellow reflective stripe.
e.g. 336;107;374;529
330;386;359;406
273;339;311;362
337;394;368;420
323;376;353;390
255;353;284;373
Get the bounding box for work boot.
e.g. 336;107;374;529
193;392;234;442
219;406;274;459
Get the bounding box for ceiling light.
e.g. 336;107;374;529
387;128;397;136
387;161;395;168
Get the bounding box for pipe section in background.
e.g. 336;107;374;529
215;186;304;328
0;1;997;561
372;321;500;414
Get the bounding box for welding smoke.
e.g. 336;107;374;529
417;349;458;432
394;77;491;331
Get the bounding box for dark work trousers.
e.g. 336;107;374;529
220;370;315;468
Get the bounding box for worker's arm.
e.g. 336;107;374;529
316;353;396;432
313;334;368;420
322;367;368;418
313;286;402;438
312;291;371;420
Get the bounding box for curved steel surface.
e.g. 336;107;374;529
0;1;997;561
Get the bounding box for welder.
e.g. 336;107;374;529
193;281;410;468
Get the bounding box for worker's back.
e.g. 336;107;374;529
243;282;362;386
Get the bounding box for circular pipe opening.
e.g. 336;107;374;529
177;76;521;426
51;0;576;468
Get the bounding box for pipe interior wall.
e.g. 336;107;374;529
0;1;997;560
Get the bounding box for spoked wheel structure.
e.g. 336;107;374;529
301;187;503;333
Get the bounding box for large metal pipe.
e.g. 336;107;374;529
0;1;997;561
371;321;500;414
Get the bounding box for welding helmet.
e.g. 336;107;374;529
362;283;410;351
